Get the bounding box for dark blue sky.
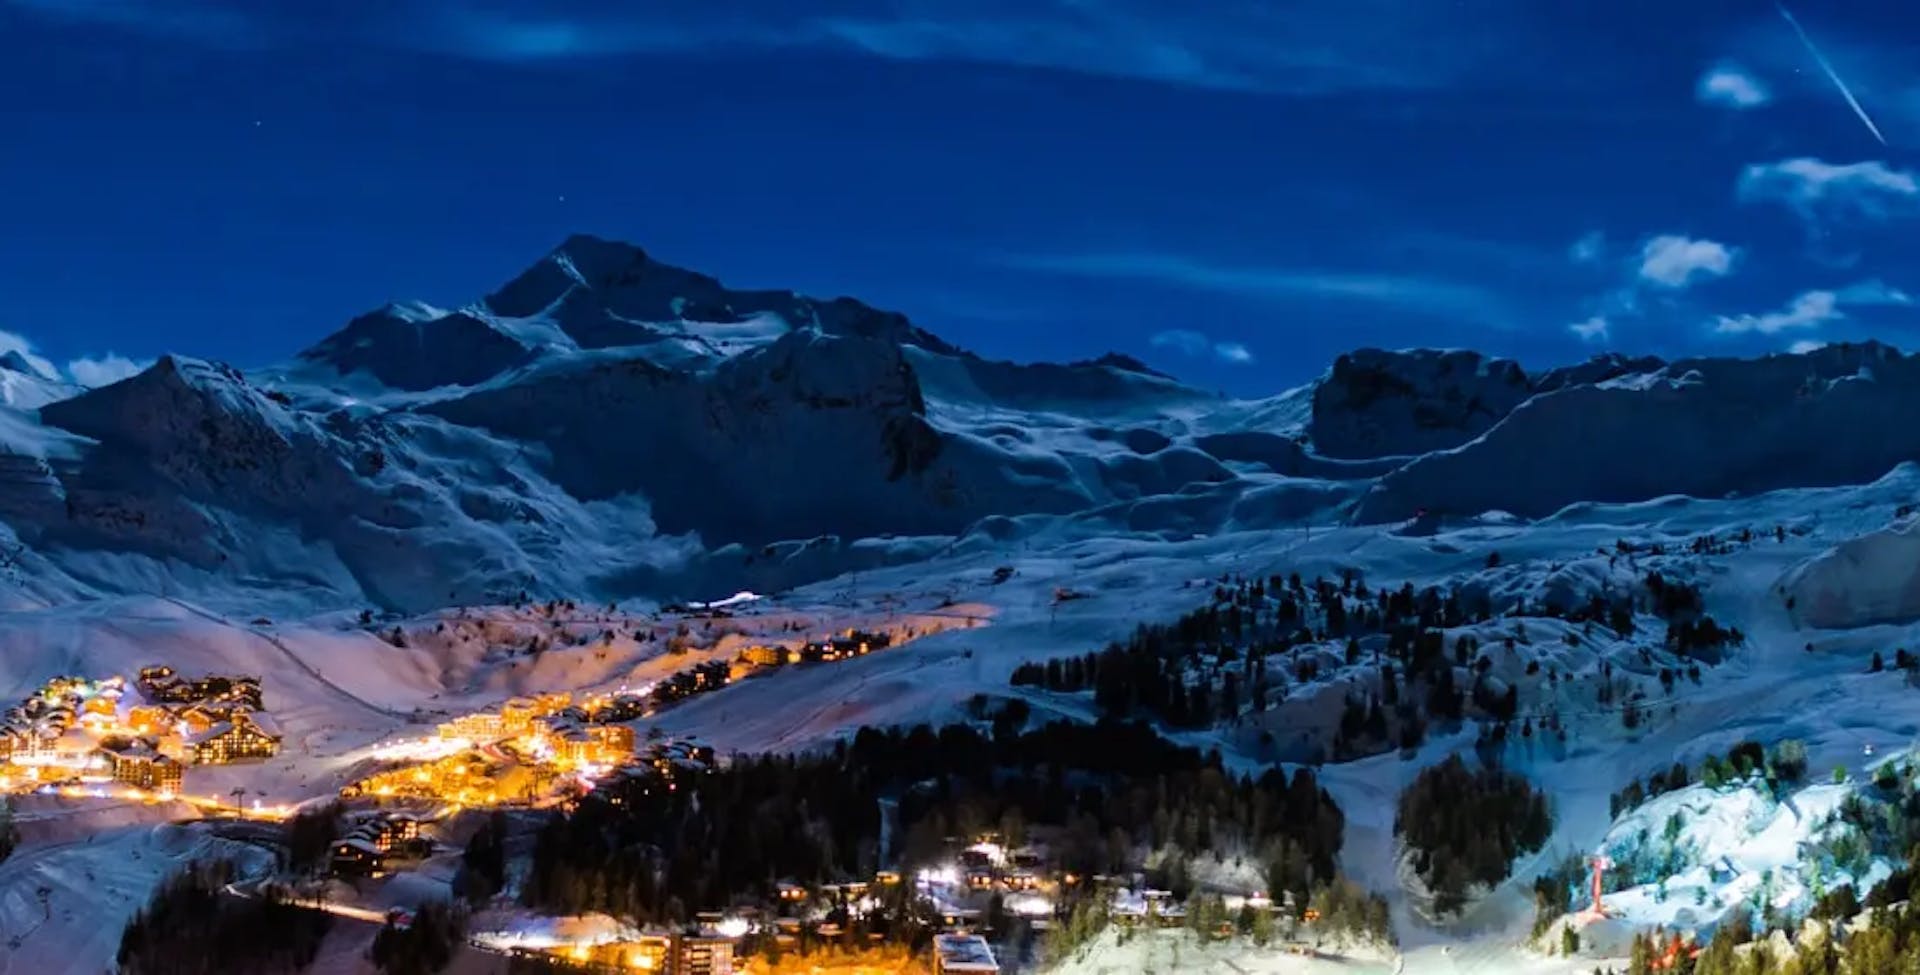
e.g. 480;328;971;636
3;0;1918;394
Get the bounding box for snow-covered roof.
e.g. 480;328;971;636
933;933;998;971
246;713;284;739
186;721;233;745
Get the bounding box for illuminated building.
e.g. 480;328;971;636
437;712;504;741
331;836;387;877
100;737;183;793
187;711;283;764
126;706;171;736
667;929;732;975
543;720;636;765
330;813;425;877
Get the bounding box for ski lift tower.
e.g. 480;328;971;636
1586;853;1613;918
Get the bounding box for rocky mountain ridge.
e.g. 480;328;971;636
0;236;1913;618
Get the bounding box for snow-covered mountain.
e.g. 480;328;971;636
13;236;1920;975
5;235;1920;624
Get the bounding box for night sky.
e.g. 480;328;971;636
3;0;1918;395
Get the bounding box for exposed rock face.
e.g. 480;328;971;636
419;330;1087;545
481;234;965;356
1353;342;1920;523
298;303;538;391
1308;349;1534;459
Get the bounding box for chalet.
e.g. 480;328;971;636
743;644;784;668
100;737;183;792
126;705;171;736
176;704;225;737
187;711;282;764
357;813;425;854
330;835;387;877
330;814;425;876
79;697;116;726
437;711;505;742
798;629;895;663
589;692;649;722
539;719;635;766
136;666;263;709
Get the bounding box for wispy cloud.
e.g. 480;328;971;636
1568;231;1606;266
1715;290;1839;335
1150;329;1253;365
66;352;151;388
1714;278;1910;335
0;327;151;386
2;0;256;43
3;0;1538;95
1007;251;1511;325
1568;316;1610;342
1696;62;1771;109
1738;157;1919;224
1637;235;1737;289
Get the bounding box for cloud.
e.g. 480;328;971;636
1213;341;1253;364
3;0;1540;95
1;0;255;43
1738;158;1920;224
1788;339;1826;354
1696;62;1771;109
1715;290;1837;335
1007;251;1511;326
1713;278;1910;335
66;352;150;388
1637;235;1737;289
1568;316;1609;342
1150;329;1253;365
0;330;57;380
1568;231;1605;266
1834;279;1913;305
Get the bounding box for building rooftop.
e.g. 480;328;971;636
185;721;234;745
933;933;998;971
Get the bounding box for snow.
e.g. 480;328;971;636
0;818;274;975
11;239;1920;973
1593;779;1890;934
1048;928;1396;975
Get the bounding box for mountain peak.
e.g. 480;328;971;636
0;349;54;382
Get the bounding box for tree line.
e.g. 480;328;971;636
117;860;331;975
1396;755;1552;916
522;717;1361;930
